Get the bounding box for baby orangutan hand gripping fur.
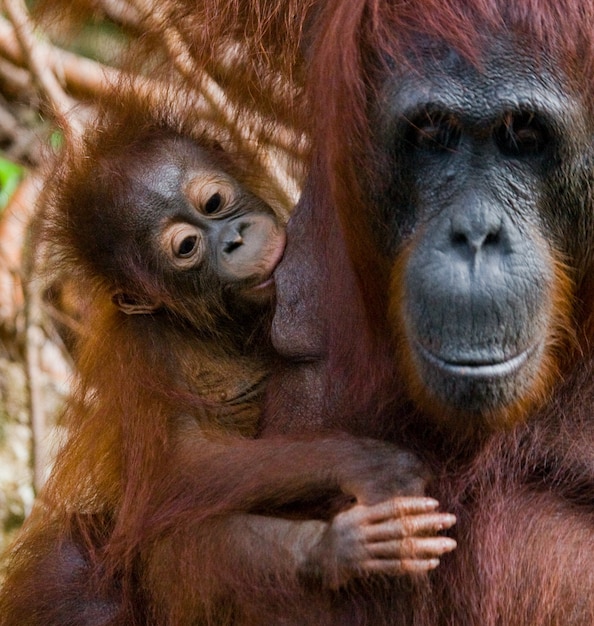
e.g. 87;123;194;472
0;126;455;625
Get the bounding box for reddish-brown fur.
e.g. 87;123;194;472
261;1;594;624
114;0;594;623
8;1;594;624
0;93;458;625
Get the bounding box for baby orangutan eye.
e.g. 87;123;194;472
185;174;236;216
163;223;205;268
204;192;223;214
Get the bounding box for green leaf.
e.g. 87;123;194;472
0;158;24;211
50;130;64;151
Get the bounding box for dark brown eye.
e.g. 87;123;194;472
204;192;222;214
407;111;461;152
162;223;204;268
185;176;235;217
177;235;198;257
494;111;549;157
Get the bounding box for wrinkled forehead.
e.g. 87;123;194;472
125;138;235;200
378;37;581;127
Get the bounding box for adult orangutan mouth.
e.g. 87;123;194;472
414;341;540;379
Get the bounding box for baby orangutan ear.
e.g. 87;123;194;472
112;291;162;315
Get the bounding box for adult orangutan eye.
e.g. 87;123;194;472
406;111;462;152
494;111;550;157
162;223;204;268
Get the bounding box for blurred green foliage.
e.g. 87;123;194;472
0;158;24;212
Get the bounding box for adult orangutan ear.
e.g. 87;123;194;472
111;292;161;315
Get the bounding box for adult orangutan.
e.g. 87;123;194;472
265;1;594;625
107;0;594;623
0;101;455;626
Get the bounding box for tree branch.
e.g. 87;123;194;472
3;0;83;137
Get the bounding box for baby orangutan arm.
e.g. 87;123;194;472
139;429;456;623
142;496;455;623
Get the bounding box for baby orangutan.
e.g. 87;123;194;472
0;127;455;626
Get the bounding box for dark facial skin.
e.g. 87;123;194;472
157;160;286;302
374;40;594;426
83;136;287;322
271;38;594;433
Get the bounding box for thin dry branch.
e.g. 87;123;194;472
3;0;83;137
127;0;196;78
0;55;31;98
120;0;304;205
0;10;303;205
99;0;143;30
0;15;121;102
